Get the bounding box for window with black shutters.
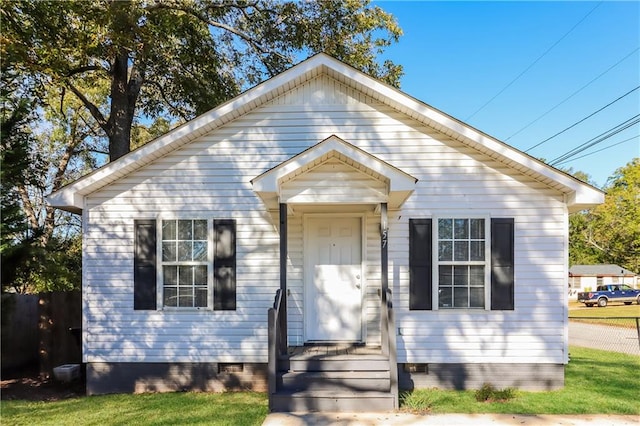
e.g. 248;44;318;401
134;218;236;311
409;217;514;311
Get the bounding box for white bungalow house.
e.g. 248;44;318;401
48;54;604;411
569;264;638;299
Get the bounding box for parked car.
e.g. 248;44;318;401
577;284;640;307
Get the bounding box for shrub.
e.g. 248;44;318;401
475;384;517;402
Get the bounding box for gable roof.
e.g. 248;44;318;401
251;135;417;210
569;264;637;276
47;53;604;214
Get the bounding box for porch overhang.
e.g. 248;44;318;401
251;135;417;211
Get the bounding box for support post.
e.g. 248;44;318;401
380;203;389;356
279;203;288;348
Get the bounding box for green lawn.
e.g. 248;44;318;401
2;346;638;424
401;346;640;414
1;391;268;426
569;301;640;328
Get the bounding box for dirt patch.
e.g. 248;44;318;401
1;366;85;401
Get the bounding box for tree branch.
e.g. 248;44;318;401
147;80;191;121
17;185;40;232
66;65;108;77
66;82;110;134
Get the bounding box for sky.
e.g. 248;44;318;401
374;1;640;188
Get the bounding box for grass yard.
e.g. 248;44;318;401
2;346;638;424
1;391;267;426
569;301;640;328
401;346;640;415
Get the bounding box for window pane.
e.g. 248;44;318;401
438;241;453;261
178;287;194;307
194;220;207;240
193;241;208;261
454;219;468;239
162;220;176;241
195;288;208;308
178;241;192;261
470;219;484;239
178;220;192;240
454;241;469;261
178;266;193;285
438;219;453;239
439;266;453;286
164;287;177;307
163;266;178;285
470;266;484;285
470;288;485;308
162;242;177;262
470;241;484;261
454;266;468;286
194;265;207;285
438;287;452;308
454;287;468;307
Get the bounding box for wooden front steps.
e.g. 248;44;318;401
270;345;396;412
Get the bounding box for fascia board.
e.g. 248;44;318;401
320;56;604;206
47;55;332;211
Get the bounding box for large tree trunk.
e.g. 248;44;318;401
108;51;135;161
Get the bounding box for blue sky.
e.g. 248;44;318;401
375;1;639;188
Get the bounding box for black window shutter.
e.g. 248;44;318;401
134;219;157;310
214;219;236;310
409;219;432;310
491;218;515;310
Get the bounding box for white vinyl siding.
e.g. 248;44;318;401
83;74;568;365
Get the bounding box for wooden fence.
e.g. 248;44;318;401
1;291;81;374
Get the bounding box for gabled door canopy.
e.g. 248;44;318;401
251;135;417;211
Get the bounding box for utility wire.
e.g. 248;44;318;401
525;85;640;152
555;134;639;165
506;46;640;141
549;114;640;165
465;1;603;121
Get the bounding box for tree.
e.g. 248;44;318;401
1;43;86;293
2;0;403;161
590;159;640;272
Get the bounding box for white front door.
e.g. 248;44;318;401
305;216;363;342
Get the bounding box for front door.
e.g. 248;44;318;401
305;216;363;342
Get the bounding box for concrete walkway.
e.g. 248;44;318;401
263;413;639;426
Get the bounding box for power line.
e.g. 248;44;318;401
549;114;640;165
525;85;640;152
506;46;640;141
554;135;639;165
465;1;603;121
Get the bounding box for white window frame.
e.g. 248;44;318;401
157;217;214;310
432;215;491;311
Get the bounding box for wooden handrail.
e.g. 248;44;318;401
385;288;398;408
268;289;285;403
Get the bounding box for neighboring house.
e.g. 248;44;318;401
569;264;638;299
48;54;604;410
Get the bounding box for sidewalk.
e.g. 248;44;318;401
263;413;639;426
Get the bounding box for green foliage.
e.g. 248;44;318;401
568;159;640;272
3;0;403;160
474;384;517;402
1;38;84;294
591;158;640;272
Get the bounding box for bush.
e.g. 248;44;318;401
475;384;517;402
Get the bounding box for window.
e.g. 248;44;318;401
596;276;603;286
161;219;209;308
133;219;237;311
409;217;514;311
437;218;487;309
